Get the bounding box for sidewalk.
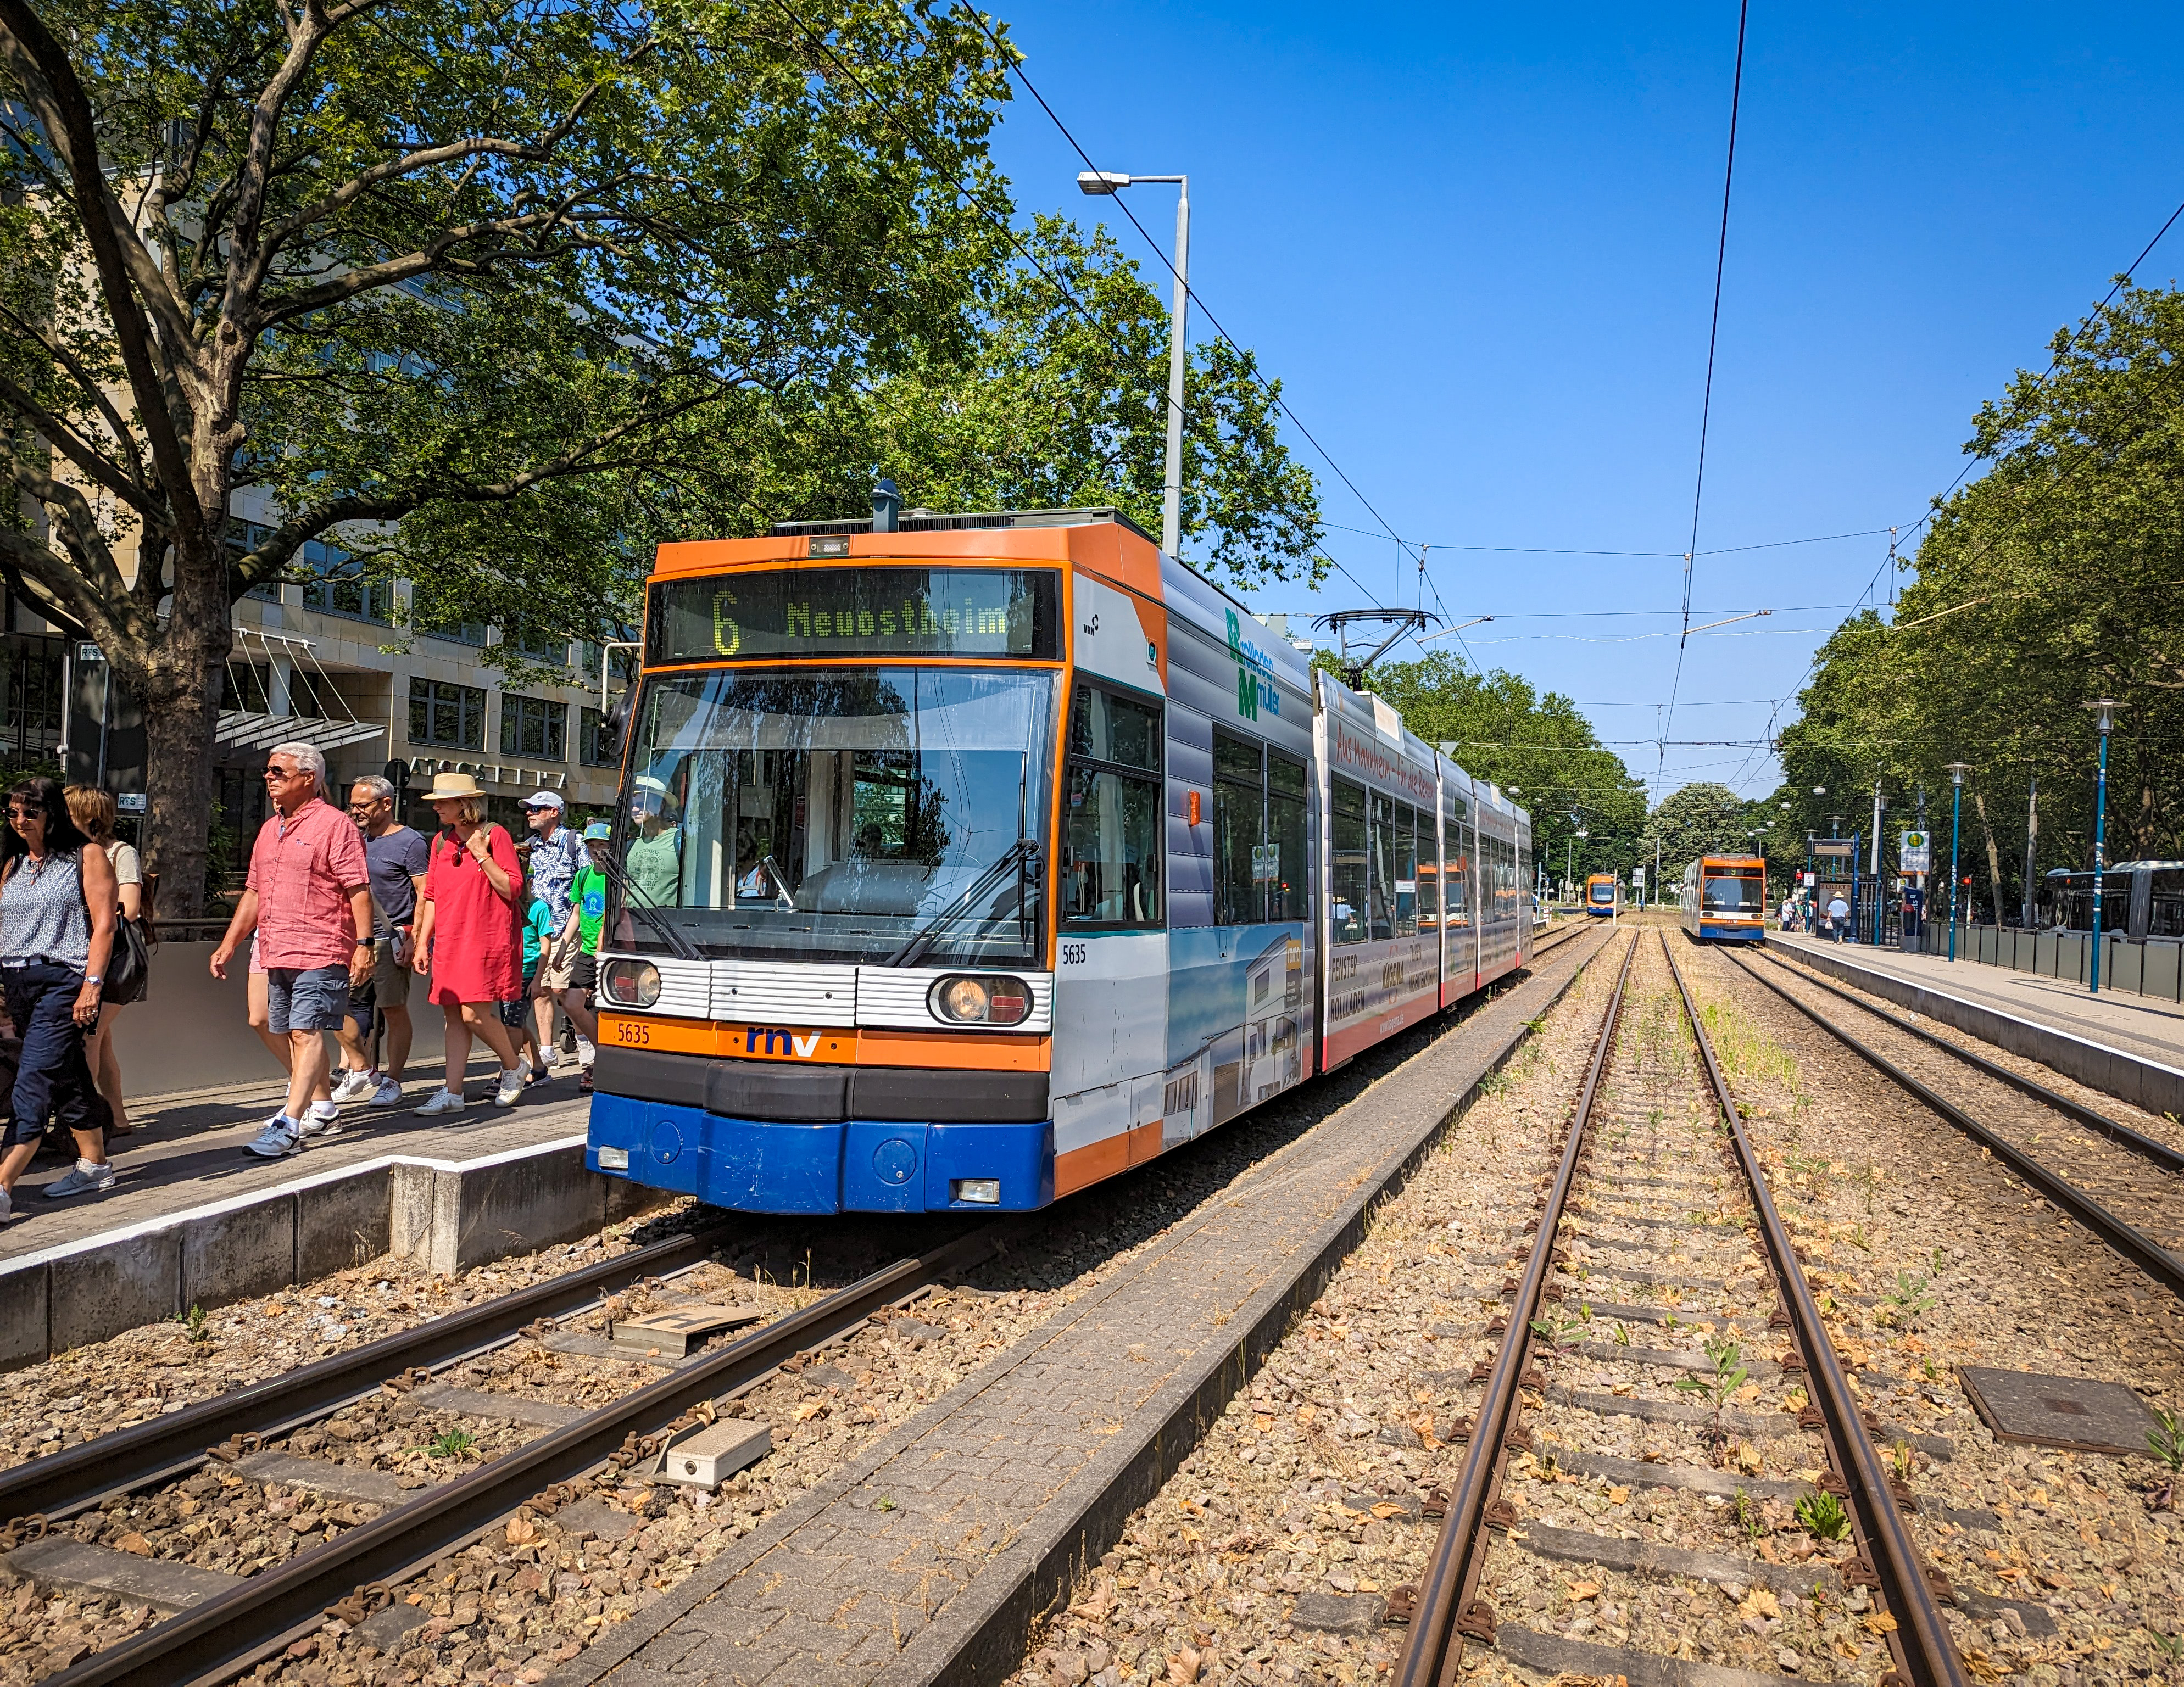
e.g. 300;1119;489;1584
1;1057;593;1265
1771;931;2184;1072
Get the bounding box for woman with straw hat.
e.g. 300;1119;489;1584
410;772;528;1114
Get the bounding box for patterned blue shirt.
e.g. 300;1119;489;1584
527;823;586;930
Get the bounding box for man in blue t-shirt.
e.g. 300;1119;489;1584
521;791;588;1072
335;775;431;1108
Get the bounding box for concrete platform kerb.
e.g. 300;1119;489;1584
0;1133;670;1368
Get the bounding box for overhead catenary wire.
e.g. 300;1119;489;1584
1658;0;1750;804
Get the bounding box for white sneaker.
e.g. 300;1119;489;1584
367;1077;406;1108
246;1116;305;1158
413;1088;467;1117
331;1069;377;1104
574;1037;596;1066
494;1059;531;1108
0;1184;11;1220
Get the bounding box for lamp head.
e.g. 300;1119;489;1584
1077;171;1130;195
2084;697;2121;735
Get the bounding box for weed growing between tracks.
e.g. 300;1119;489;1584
1681;942;2184;1685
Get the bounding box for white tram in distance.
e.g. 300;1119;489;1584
583;505;1531;1215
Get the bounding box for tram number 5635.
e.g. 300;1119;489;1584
612;1020;653;1046
1060;942;1089;966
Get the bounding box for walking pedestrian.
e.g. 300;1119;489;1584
1826;891;1850;944
1779;891;1796;934
332;776;429;1108
544;822;611;1092
210;743;375;1158
0;778;118;1210
410;773;528;1115
65;786;143;1137
519;792;584;1069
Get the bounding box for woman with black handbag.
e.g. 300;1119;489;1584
67;787;147;1136
0;778;116;1213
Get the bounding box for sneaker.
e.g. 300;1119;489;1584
44;1160;115;1199
494;1059;532;1108
299;1102;344;1140
246;1116;304;1158
367;1077;406;1108
0;1185;11;1220
413;1088;466;1117
579;1066;593;1094
331;1069;377;1104
574;1036;596;1066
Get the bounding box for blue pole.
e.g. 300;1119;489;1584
2090;727;2110;995
1948;782;1962;962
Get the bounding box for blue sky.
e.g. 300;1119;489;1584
982;3;2184;805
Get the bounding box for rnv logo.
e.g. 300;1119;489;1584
742;1028;824;1058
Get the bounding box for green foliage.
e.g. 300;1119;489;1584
1793;1489;1850;1543
426;1429;477;1460
2149;1406;2184;1474
1674;1333;1749;1461
172;1304;211;1345
1323;650;1647;886
1881;1271;1936;1322
1774;283;2184;919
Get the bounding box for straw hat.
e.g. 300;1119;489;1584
424;770;486;801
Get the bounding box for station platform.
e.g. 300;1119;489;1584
1764;931;2184;1115
0;1059;593;1265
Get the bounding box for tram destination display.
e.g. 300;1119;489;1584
649;567;1060;663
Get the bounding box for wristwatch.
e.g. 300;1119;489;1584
83;975;102;987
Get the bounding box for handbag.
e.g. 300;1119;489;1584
103;917;151;1006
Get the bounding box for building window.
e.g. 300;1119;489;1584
511;626;568;664
423;618;491;646
500;694;566;760
299;539;393;624
409;677;483;748
580;705;620;768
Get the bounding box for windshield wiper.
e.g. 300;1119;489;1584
884;840;1039;968
591;847;703;962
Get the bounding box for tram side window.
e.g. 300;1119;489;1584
1393;802;1419;937
1062;682;1163;927
1213;730;1264;925
1367;792;1396;941
1268;752;1308;923
1443;800;1470;926
1331;778;1368;943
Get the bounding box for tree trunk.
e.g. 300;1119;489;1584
1972;790;2007;930
127;537;231;919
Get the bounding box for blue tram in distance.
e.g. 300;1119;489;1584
1680;854;1767;942
1584;873;1620;918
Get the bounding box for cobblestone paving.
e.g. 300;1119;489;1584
569;933;1614;1687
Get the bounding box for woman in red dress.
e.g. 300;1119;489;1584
410;773;528;1114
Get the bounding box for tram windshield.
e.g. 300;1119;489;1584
1701;868;1767;913
617;667;1055;965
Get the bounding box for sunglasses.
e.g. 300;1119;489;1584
6;807;41;820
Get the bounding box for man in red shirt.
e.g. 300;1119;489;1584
210;742;375;1157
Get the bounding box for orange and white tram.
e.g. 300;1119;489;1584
584;506;1531;1214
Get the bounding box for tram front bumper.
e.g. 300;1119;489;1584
586;1091;1056;1216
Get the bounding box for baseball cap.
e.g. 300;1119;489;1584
521;790;565;810
582;821;612;842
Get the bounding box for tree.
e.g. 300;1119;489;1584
0;0;1013;910
1774;282;2184;924
744;217;1322;589
1637;783;1756;879
1328;650;1648;889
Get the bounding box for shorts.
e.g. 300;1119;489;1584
498;998;531;1030
570;952;598;994
373;937;412;1011
346;973;376;1018
537;944;576;994
266;964;352;1036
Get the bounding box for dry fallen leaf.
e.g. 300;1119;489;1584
1252;1414;1273;1432
793;1399;826;1422
1565;1580;1602;1602
115;1533;151;1557
1296;1405;1318;1425
1371;1503;1406;1520
1167;1647;1202;1684
1607;1486;1630;1505
1734;1383;1763;1405
1739;1588;1781;1620
1863;1613;1899;1635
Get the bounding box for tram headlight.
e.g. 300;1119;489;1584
603;959;661;1009
928;974;1032;1026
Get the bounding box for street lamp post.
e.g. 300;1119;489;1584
1078;170;1190;556
2084;700;2122;994
1944;763;1970;962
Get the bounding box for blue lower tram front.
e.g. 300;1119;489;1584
585;1048;1054;1215
1697;922;1765;943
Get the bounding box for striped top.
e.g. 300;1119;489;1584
1;849;91;968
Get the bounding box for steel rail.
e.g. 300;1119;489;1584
0;1221;732;1526
1757;946;2184;1172
44;1224;1000;1687
1394;931;1637;1687
1664;935;1966;1687
1725;951;2184;1298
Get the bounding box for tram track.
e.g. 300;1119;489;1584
1394;930;1968;1687
1726;947;2184;1300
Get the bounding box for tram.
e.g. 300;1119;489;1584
581;505;1532;1215
1680;854;1768;942
1584;873;1620;917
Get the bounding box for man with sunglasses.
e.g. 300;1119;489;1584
210;743;374;1158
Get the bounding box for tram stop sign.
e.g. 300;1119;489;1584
1899;830;1931;874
